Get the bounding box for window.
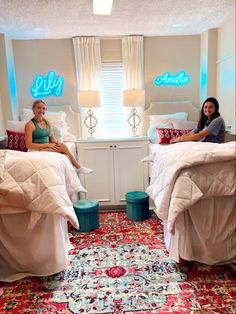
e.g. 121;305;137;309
98;62;126;138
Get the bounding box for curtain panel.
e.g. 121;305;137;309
122;36;144;89
73;37;101;90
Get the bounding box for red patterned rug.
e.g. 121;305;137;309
0;211;235;314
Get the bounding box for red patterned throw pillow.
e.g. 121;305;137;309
157;128;193;144
6;130;28;152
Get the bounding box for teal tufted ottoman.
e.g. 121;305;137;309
125;191;149;221
73;199;99;232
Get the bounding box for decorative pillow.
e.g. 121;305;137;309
7;120;26;133
149;112;188;126
50;121;76;142
172;120;198;130
157;128;193;144
147;121;173;143
52;121;64;142
6;130;28;152
62;129;76;142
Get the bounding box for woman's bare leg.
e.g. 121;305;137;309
41;143;93;173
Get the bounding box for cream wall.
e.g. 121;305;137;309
200;29;218;104
13;39;78;115
0;34;18;133
144;36;200;109
0;16;235;133
12;35;201;115
216;15;235;127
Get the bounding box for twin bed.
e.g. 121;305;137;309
143;101;236;265
0;101;235;282
0;105;83;282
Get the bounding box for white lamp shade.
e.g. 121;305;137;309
79;90;101;108
123;90;145;107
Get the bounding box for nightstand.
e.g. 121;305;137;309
225;129;236;142
76;137;149;208
0;135;7;149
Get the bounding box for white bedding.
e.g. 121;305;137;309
146;141;236;264
0;149;84;281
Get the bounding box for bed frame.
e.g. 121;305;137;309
142;100;200;135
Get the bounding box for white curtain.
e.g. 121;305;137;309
122;36;144;135
73;37;101;90
122;36;144;89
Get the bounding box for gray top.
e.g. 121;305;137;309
193;116;225;143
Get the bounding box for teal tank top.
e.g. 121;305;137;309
31;118;50;143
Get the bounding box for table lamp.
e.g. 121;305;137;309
123;89;145;136
79;90;101;137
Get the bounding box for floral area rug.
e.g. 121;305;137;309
0;211;235;314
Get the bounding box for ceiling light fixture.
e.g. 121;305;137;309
93;0;113;15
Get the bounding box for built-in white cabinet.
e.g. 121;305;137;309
76;138;149;207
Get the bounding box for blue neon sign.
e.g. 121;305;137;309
30;70;64;98
154;71;190;87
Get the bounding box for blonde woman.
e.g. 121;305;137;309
25;99;93;174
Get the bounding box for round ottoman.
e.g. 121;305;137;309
73;199;99;232
125;191;149;221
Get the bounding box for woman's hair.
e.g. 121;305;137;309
32;99;46;110
197;97;220;130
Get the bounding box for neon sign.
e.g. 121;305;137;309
154;71;190;87
30;70;64;98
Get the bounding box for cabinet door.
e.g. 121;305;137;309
77;142;115;205
113;141;148;205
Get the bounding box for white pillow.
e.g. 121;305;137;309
50;121;76;142
147;121;173;144
21;108;75;141
172;120;198;130
149;112;188;126
7;120;26;132
62;129;76;142
52;121;64;142
22;108;67;124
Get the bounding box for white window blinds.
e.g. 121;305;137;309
98;62;126;138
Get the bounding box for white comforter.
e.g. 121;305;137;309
0;150;84;229
146;141;236;234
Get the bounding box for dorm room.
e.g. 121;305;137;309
0;1;235;312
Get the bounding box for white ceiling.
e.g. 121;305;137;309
0;0;235;40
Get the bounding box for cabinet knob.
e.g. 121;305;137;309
114;145;117;148
109;145;113;148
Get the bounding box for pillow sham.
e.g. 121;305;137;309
6;130;28;152
172;120;198;130
21;108;76;141
22;108;67;124
147;121;173;143
51;121;64;142
62;129;76;142
157;128;193;144
149;112;188;126
7;120;26;133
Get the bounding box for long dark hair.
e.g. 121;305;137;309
197;97;220;130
